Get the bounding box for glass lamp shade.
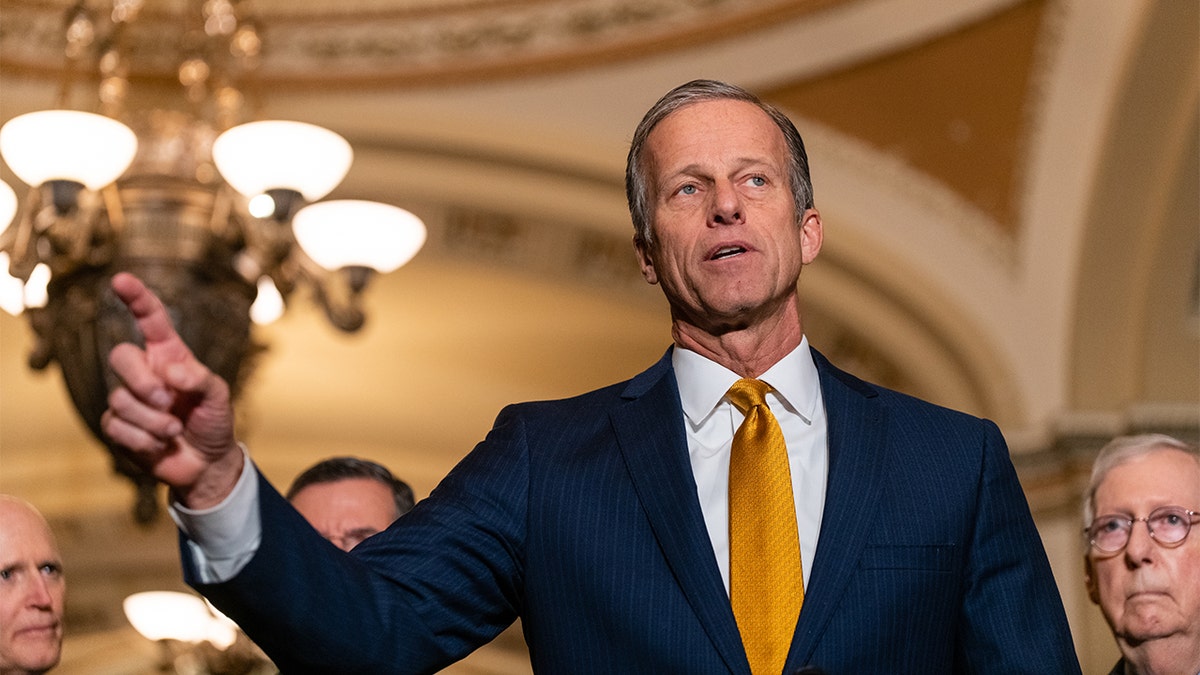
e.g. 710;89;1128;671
292;200;426;273
0;110;137;190
0;179;15;234
212;120;353;202
123;591;237;648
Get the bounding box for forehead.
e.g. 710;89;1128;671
1094;449;1200;510
645;99;786;168
0;503;59;564
292;478;394;510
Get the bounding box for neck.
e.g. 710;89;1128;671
671;303;804;378
1120;634;1200;675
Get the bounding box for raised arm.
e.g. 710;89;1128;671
101;272;243;508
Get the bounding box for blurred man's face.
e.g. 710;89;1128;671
1085;449;1200;648
291;478;399;551
0;498;65;675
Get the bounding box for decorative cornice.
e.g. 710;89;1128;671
0;0;848;87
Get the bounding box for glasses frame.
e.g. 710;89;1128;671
1084;506;1200;554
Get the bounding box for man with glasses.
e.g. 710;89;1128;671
1083;434;1200;675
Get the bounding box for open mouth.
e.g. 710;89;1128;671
709;245;747;260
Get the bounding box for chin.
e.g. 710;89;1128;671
1120;614;1180;643
6;644;62;673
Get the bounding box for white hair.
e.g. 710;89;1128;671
1082;433;1199;526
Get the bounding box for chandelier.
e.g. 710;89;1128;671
0;0;427;523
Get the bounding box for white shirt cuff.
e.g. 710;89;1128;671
168;447;262;583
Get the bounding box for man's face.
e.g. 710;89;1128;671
0;499;65;675
1085;449;1200;646
290;478;400;552
634;99;821;335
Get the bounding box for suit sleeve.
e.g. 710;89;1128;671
183;406;531;674
955;421;1081;674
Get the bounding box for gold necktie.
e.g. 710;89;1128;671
727;378;803;675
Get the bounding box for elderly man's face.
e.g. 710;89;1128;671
1085;449;1200;646
0;498;65;675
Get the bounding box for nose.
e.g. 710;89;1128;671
26;574;54;609
1124;519;1157;566
709;180;744;226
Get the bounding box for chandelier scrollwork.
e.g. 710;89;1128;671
0;0;426;523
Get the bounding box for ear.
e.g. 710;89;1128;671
634;236;659;285
799;208;823;264
1083;555;1100;605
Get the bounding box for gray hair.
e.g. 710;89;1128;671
1082;433;1199;526
625;79;814;247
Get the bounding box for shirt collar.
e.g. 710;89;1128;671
673;336;819;428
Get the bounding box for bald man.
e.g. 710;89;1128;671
0;496;65;675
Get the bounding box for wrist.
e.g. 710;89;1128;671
176;444;245;510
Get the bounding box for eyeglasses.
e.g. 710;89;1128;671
1085;506;1199;554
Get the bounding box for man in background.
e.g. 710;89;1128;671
1083;434;1200;675
285;456;415;552
0;495;65;675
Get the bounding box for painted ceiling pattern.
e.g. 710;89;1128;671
2;0;844;84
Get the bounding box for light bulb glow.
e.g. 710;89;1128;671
250;276;284;324
123;591;237;648
248;193;276;218
23;263;50;308
0;110;137;189
292;200;426;273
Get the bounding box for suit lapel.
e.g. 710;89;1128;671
788;350;890;666
611;351;749;675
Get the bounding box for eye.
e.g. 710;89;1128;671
0;568;11;581
40;563;63;578
678;184;697;195
748;175;766;187
1159;512;1184;527
1095;516;1125;533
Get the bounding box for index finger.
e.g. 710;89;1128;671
111;272;184;347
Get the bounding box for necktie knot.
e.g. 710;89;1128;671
727;378;771;415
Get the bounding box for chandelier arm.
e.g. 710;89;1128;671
56;1;90;109
292;247;367;333
63;190;106;264
241;215;295;283
4;186;44;280
101;183;126;232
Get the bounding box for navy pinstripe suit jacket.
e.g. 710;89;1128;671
190;348;1081;674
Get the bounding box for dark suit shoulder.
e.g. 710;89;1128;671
812;346;996;429
496;347;674;419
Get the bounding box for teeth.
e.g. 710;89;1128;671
712;246;745;260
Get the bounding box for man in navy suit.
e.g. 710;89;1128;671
102;79;1081;673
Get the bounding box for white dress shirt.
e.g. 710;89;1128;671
673;337;828;594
